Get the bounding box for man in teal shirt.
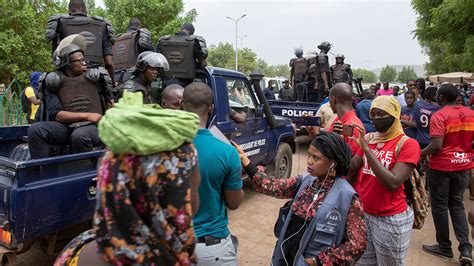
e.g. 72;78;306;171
182;82;244;265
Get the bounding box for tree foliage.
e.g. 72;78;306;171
352;68;377;83
207;42;289;78
412;0;474;74
0;0;195;87
397;66;418;82
103;0;197;44
0;0;67;87
379;65;398;82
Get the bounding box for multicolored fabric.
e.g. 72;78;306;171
250;166;367;265
55;145;198;266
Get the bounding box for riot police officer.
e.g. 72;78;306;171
45;0;116;84
112;18;154;84
289;47;309;87
116;52;169;104
28;34;113;159
156;23;208;88
315;41;332;102
330;53;353;85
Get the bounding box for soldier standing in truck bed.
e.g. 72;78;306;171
156;23;208;89
112;18;154;84
289;47;309;87
330;53;353;86
45;0;116;85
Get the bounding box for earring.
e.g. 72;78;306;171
329;166;336;177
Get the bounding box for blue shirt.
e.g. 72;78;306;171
401;106;417;139
264;87;276;100
412;100;441;146
193;129;242;238
355;99;375;133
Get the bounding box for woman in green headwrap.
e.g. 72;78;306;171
55;91;201;266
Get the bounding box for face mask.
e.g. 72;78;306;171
372;116;395;132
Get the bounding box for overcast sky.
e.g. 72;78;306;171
96;0;428;70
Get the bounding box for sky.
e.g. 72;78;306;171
95;0;429;70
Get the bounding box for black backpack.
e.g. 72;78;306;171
21;89;29;113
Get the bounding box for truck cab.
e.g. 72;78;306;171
0;67;295;263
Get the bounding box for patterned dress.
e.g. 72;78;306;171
55;144;198;266
248;165;367;265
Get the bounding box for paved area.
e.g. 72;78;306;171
16;136;474;265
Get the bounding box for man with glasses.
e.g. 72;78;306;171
28;34;114;159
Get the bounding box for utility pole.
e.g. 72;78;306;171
226;14;247;71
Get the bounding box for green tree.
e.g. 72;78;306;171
412;0;474;74
233;48;258;75
207;43;234;68
103;0;197;44
397;66;418;82
379;65;397;82
0;1;65;86
352;68;377;83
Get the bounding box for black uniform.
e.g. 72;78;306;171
116;76;159;104
330;63;353;85
28;69;112;159
289;57;309;85
315;51;330;102
45;12;115;68
156;31;208;88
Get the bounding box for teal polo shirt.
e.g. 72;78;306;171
193;128;243;238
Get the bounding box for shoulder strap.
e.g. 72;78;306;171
395;135;410;159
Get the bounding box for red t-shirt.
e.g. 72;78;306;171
328;110;365;156
429;105;474;172
354;135;421;216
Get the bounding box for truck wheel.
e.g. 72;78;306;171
271;143;292;179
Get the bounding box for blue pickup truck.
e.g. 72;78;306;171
0;67;295;263
267;78;365;133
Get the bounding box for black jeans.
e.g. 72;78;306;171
428;167;472;252
28;121;101;159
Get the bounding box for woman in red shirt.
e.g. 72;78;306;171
348;96;421;265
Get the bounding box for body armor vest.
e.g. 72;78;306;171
113;31;138;69
332;64;350;83
293;58;308;82
279;88;295;101
58;75;103;114
59;16;106;66
160;35;196;79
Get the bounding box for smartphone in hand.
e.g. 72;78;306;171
341;124;354;137
300;116;321;127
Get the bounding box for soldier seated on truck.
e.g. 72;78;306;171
28;34;114;159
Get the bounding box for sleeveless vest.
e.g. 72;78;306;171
160;35;196;79
59;16;106;66
58;75;103;114
272;175;356;266
113;31;138;69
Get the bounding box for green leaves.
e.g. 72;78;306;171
412;0;474;74
397;66;418;83
353;69;377;83
379;65;398;83
207;42;289;78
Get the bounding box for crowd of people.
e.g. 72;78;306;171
9;0;474;265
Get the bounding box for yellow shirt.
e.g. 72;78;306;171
24;87;39;120
316;102;336;130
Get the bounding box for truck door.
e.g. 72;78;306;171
224;77;269;165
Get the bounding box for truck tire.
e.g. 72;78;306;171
269;142;292;179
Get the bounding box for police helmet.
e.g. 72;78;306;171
53;34;87;70
335;53;345;59
294;47;304;57
317;41;332;51
136;52;170;72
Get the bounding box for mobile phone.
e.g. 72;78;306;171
300;116;321;127
341;124;354;137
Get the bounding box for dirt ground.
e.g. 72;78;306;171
16;136;474;265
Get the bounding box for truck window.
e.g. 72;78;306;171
226;78;256;110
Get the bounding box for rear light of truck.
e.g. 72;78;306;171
0;227;11;246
